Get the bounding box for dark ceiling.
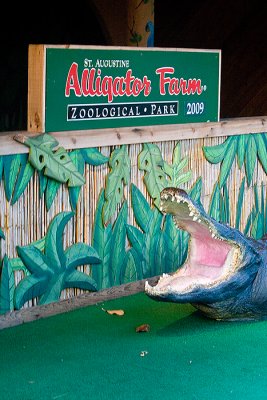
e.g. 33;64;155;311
0;0;266;132
155;0;267;119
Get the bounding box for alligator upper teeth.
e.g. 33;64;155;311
161;191;223;242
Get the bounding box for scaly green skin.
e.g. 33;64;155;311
145;187;267;321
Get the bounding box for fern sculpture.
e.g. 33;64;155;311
138;142;193;208
1;134;109;210
124;179;202;281
103;145;130;224
0;227;5;240
14;211;101;308
0;256;15;314
92;189;128;289
203;133;267;187
207;178;267;240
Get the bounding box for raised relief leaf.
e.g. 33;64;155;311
0;228;5;240
3;154;22;201
45;179;61;210
237;134;248;169
254;133;267;174
245;135;257;186
163;142;192;187
81;147;109;166
0;256;15;314
138;143;168;208
103;145;130;224
11;156;35;205
14;133;85;187
208;182;221;221
203;138;230;164
91;190;113;289
14;211;101;308
219;137;237;187
68;150;85;210
235;177;245;230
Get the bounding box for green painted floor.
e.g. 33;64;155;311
1;292;267;400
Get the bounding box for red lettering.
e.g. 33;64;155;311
156;67;203;96
143;76;151;96
81;68;96;96
65;65;152;101
65;63;82;97
102;75;113;102
186;79;202;95
124;69;135;96
95;69;102;96
113;77;124;96
169;78;180;95
156;67;174;95
180;78;187;95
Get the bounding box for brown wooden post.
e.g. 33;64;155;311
127;0;154;47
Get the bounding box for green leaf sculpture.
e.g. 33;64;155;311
138;143;168;208
69;148;108;210
250;183;267;239
11;154;35;205
244;135;257;186
81;148;109;166
126;184;190;279
0;255;15;314
103;145;130;224
0;227;5;240
14;211;101;308
163;142;192;187
208;183;222;221
91;189;113;289
14;133;85;187
92;189;129;290
203;133;267;187
235;177;245;230
68;150;85;210
138;142;192;209
1;153;35;205
3;154;22;201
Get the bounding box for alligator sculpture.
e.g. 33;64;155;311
145;187;267;321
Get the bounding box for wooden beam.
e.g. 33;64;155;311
27;45;45;132
0;276;159;330
0;116;266;156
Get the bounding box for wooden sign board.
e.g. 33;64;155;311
28;45;221;133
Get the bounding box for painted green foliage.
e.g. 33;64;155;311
103;145;130;224
123;178;202;283
0;135;108;210
1;129;267;309
207;178;267;240
15;133;85;186
91;177;202;290
203;131;267;239
14;211;101;308
92;189;128;289
203;133;267;187
125;183;181;279
0;228;5;240
2;153;34;204
0;256;15;314
247;183;267;239
138;142;192;208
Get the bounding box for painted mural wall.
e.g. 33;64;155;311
0;130;266;314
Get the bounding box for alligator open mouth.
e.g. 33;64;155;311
145;187;242;301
